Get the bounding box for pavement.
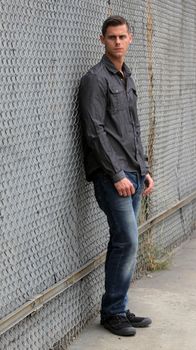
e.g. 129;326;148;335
69;234;196;350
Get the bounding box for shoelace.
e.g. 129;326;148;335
127;312;136;319
112;315;129;324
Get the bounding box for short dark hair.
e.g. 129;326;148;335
102;15;130;36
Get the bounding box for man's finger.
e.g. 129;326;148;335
130;184;135;195
143;183;153;196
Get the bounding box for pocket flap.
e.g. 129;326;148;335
108;84;124;94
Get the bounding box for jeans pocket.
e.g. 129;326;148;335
124;171;138;192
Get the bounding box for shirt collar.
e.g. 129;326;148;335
101;54;132;77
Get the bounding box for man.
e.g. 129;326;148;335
79;16;154;336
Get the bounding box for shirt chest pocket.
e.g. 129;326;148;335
127;87;137;103
108;84;127;112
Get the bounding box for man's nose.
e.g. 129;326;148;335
115;37;120;45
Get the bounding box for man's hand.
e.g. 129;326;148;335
143;173;154;196
114;178;135;197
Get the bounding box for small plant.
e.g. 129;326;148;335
138;232;172;273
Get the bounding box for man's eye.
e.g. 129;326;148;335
120;35;126;39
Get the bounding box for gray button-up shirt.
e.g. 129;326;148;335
79;54;148;182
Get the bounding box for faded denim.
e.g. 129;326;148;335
93;171;145;319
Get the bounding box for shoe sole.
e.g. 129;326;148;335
131;319;152;328
103;324;136;336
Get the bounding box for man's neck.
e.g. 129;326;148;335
106;53;124;73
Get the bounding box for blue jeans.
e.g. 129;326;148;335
93;171;145;319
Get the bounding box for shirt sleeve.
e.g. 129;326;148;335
79;72;125;182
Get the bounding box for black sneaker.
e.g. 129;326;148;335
101;314;136;336
126;310;152;328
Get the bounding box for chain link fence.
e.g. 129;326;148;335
0;0;196;349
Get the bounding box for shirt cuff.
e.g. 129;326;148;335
112;170;126;183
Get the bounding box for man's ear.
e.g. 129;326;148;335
129;33;133;44
100;35;105;45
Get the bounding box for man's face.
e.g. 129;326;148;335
100;24;132;60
